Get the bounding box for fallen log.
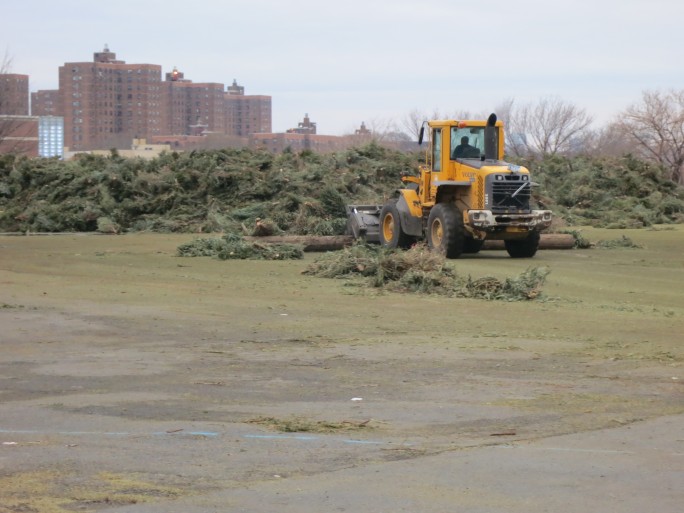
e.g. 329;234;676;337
245;233;576;252
482;233;575;250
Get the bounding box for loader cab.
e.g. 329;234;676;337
421;118;505;174
448;122;504;162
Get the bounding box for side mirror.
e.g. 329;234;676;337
418;126;425;146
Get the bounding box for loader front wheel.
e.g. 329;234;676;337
505;231;540;258
379;201;413;249
463;237;484;254
427;203;464;258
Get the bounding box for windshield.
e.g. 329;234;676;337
450;126;486;159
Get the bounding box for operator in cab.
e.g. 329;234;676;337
452;136;480;158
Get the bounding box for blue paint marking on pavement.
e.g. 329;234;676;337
0;428;219;437
2;428;398;446
1;429;130;436
152;431;219;437
244;434;319;441
243;433;395;446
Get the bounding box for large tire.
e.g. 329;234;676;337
427;203;464;258
463;237;484;254
505;231;541;258
379;201;414;249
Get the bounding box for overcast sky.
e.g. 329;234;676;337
3;0;683;135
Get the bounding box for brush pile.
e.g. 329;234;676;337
1;147;683;233
527;154;684;228
0;144;415;233
303;244;549;301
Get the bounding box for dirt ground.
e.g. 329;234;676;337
1;228;683;512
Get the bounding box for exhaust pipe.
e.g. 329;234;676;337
484;113;497;161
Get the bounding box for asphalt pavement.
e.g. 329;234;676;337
98;413;684;513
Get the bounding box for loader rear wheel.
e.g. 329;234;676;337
505;231;540;258
379;201;413;249
427;203;464;258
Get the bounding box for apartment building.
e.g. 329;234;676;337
165;68;225;135
4;48;274;154
56;49;271;149
58;46;166;150
225;79;272;137
0;74;29;115
31;89;61;117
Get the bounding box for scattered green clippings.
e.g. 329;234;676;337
1;303;25;309
303;243;549;301
247;416;373;433
560;229;592;248
96;216;120;234
595;235;643;249
177;233;303;260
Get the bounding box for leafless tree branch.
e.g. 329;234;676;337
617;89;684;184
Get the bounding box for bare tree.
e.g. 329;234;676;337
491;98;514;130
400;108;449;140
401;109;425;141
504;97;593;157
0;48;12;91
583;122;632;157
616;89;684;184
362;117;400;142
493;98;528;157
447;109;475;120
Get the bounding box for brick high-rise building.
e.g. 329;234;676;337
59;46;166;150
0;74;29;115
165;68;225;136
31;89;61;117
28;48;272;152
224;79;271;137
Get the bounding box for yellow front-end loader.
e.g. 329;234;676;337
346;113;552;258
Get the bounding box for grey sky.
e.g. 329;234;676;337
4;0;683;135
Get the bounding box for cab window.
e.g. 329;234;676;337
432;129;441;172
451;126;486;159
